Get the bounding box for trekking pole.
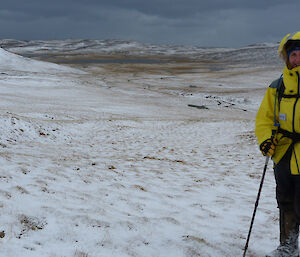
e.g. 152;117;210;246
243;155;270;257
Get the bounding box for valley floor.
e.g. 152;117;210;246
0;51;284;257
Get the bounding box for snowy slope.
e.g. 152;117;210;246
0;47;84;74
0;45;283;257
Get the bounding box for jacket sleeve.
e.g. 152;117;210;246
255;86;278;145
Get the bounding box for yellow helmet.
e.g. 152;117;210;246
278;31;300;62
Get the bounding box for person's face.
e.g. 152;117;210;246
289;50;300;68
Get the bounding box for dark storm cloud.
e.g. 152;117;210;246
2;0;294;18
0;0;299;47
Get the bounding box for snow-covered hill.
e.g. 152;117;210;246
0;47;84;74
0;43;284;257
0;39;282;66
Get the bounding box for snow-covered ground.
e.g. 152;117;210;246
0;42;285;257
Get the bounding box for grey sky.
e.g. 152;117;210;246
0;0;299;47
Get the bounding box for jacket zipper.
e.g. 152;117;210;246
292;71;300;173
292;72;300;132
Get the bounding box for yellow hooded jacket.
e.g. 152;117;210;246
255;32;300;175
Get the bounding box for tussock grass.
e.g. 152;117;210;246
74;250;89;257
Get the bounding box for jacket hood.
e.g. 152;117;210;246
278;32;300;67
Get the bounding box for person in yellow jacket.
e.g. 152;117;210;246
256;32;300;257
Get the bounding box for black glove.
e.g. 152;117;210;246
260;137;278;156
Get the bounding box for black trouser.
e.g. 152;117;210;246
274;148;300;223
